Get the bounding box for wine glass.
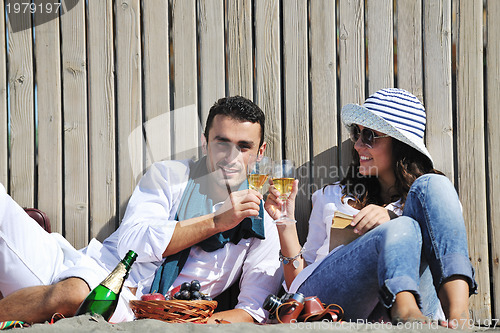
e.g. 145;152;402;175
247;156;272;191
271;160;296;225
247;156;272;220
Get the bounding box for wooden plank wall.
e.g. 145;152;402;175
487;0;500;324
0;0;7;187
1;0;498;322
87;0;117;240
457;0;489;320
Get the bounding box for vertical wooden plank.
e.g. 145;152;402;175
115;0;142;219
397;0;423;100
198;0;224;129
143;0;171;167
366;0;393;94
283;0;309;242
338;0;365;172
226;0;252;98
34;0;63;233
61;0;88;248
0;0;7;187
310;0;338;190
171;0;198;160
423;0;454;179
255;0;281;162
6;1;34;207
456;0;490;321
87;0;117;240
486;0;500;321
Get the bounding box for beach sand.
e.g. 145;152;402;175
20;314;495;333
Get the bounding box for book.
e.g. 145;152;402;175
329;211;359;251
331;211;354;229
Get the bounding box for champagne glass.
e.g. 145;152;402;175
247;156;272;220
272;160;296;225
247;156;272;192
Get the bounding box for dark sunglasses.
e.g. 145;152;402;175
349;125;389;148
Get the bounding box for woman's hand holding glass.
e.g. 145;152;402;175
266;160;297;225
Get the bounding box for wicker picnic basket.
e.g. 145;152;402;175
129;299;218;323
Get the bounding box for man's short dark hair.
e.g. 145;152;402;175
204;96;265;147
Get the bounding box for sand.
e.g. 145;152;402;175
18;314;495;333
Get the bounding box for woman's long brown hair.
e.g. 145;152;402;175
339;139;443;209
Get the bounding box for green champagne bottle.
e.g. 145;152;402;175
75;250;138;321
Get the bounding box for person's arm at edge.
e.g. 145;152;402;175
206;309;256;323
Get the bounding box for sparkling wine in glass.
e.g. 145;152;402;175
272;160;296;225
247;156;272;219
247;156;272;191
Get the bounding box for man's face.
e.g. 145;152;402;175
203;115;266;191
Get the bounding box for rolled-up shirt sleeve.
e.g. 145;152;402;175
235;216;283;323
117;160;190;262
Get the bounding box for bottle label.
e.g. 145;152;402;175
100;262;127;294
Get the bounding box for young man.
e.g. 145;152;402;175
0;96;282;323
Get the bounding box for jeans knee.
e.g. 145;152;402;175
412;174;454;193
379;217;421;248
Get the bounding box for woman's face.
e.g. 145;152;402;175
353;125;394;182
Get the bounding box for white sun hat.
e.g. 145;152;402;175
341;88;434;166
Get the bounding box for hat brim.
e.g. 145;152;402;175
341;104;434;166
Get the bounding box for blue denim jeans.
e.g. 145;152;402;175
297;174;477;321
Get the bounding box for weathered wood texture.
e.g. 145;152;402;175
7;3;34;207
115;0;142;221
367;0;394;94
34;0;63;233
0;0;7;188
172;0;199;162
397;0;423;100
226;0;252;99
283;0;309;241
143;0;170;169
255;0;281;162
486;0;500;321
198;0;225;129
338;0;365;172
422;0;455;179
456;0;489;321
1;0;498;321
61;0;88;249
87;0;117;241
310;0;338;195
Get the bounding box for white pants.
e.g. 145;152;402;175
0;184;135;322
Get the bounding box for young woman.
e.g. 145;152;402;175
265;88;476;327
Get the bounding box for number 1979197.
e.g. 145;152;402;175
6;2;61;14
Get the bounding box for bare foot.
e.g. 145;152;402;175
439;277;471;329
391;291;454;328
